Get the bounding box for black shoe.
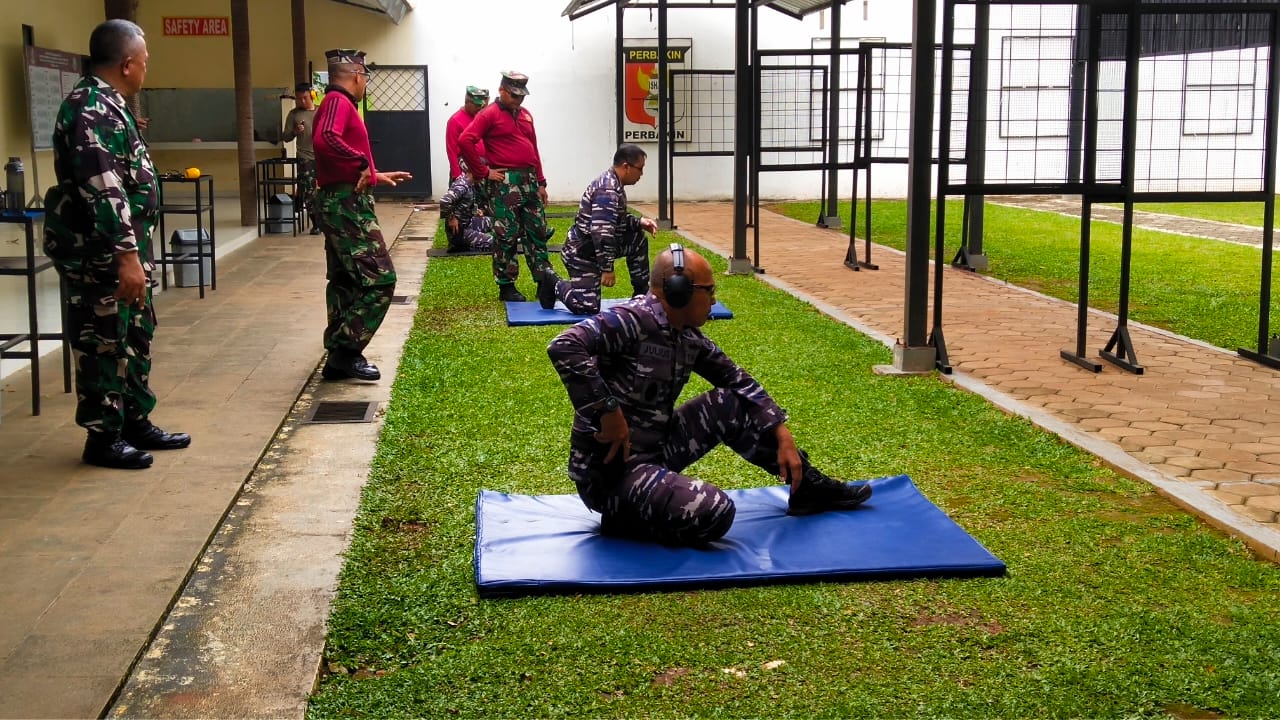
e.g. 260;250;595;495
122;420;192;450
498;285;527;302
310;226;322;235
322;352;381;381
536;267;561;310
83;433;153;470
446;242;470;254
787;469;872;516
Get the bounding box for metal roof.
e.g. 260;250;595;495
328;0;412;24
561;0;850;21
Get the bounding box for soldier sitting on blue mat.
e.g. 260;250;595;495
439;167;495;254
547;244;872;546
537;144;656;314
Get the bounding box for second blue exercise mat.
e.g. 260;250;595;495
506;297;734;325
475;474;1005;597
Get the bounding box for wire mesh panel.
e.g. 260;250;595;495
1132;10;1273;194
858;44;971;164
670;70;735;156
365;67;427;111
755;49;860;170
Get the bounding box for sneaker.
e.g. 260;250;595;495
498;285;527;302
536;267;560;309
786;469;872;516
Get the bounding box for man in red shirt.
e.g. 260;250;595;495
445;86;487;183
458;71;554;302
312;48;412;382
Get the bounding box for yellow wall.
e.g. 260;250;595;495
2;0;409;202
1;0;103;207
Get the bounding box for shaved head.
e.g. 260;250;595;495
651;245;712;291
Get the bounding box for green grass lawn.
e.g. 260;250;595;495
307;231;1280;718
1124;199;1280;227
773;200;1280;353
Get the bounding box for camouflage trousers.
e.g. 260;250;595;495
568;388;792;546
484;170;551;286
446;215;495;252
557;226;650;315
62;279;158;435
315;186;396;354
296;158;317;217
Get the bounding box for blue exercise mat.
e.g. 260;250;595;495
474;474;1005;597
506;297;734;326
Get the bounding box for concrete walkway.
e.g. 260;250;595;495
649;201;1280;561
0;201;420;719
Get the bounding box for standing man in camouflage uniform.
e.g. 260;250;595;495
439;172;494;254
445;86;488;183
537;144;657;313
282;81;320;234
547;245;873;546
43;19;190;470
458;71;553;302
313;48;412;382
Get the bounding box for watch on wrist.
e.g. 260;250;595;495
601;396;619;413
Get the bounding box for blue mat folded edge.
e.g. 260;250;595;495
505;299;734;326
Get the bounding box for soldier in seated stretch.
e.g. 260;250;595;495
546;244;873;546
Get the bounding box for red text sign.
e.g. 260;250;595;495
162;17;230;36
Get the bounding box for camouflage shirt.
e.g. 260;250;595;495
43;74;158;274
439;175;480;222
547;293;787;451
565;167;643;271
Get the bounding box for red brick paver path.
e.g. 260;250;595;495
648;201;1280;562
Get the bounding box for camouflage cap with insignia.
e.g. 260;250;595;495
466;86;490;104
325;48;367;67
500;71;530;97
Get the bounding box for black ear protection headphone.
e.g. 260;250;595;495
663;242;693;308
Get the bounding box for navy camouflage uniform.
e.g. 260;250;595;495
439;175;494;251
554;167;650;314
43;74;159;435
547;294;797;545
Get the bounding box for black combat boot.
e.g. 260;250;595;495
536;267;561;310
322;350;381;381
786;467;872;516
498;284;527;302
83;432;153;470
122;420;192;450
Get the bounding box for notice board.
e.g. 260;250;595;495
24;45;86;150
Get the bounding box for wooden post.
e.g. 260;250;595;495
232;0;256;226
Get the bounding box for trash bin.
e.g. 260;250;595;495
170;229;212;287
266;193;294;234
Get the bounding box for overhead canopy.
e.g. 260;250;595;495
328;0;412;24
561;0;849;21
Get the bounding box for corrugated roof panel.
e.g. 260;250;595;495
327;0;412;24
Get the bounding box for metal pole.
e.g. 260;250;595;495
657;0;672;229
963;0;989;270
730;0;753;274
821;0;844;228
896;0;939;372
616;2;625;146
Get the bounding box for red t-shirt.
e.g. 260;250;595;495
458;102;544;184
445;107;485;181
313;86;377;188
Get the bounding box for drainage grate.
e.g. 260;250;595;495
400;234;433;242
390;295;413;304
304;401;379;424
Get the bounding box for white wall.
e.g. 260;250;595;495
400;1;915;202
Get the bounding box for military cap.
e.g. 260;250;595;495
466;86;490;103
500;71;530;96
325;48;367;66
